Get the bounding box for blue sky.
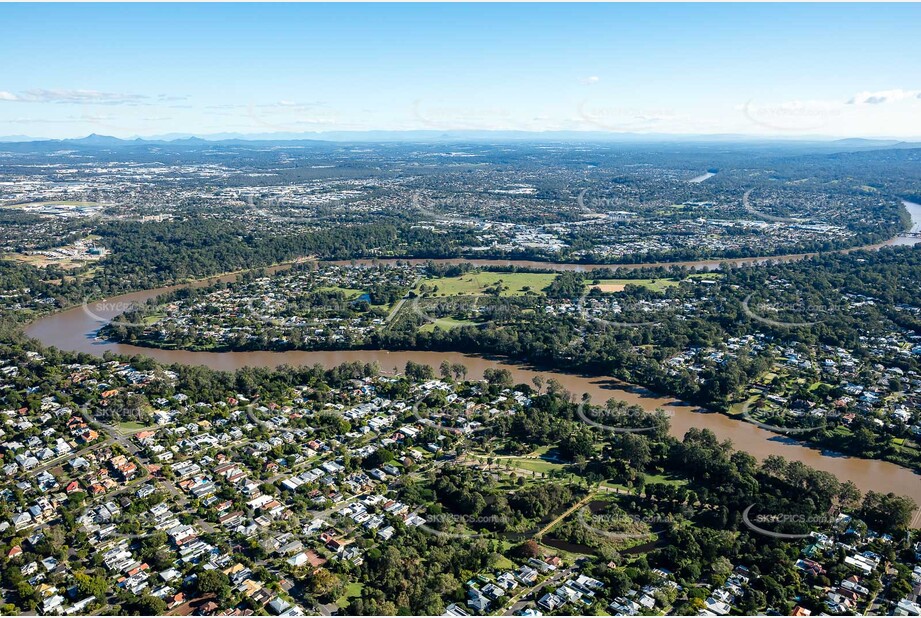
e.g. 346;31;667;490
2;3;920;139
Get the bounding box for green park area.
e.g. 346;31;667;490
417;271;689;298
417;272;558;297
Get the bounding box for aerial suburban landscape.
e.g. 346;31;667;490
3;2;921;617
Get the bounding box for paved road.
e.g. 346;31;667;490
383;275;422;327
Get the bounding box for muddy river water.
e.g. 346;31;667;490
24;202;921;518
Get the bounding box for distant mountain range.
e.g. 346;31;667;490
1;131;919;149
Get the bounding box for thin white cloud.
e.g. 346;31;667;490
289;117;338;125
847;89;920;105
576;99;680;132
581;76;601;85
0;89;150;105
155;94;188;102
3;117;86;124
204;101;324;112
737;99;842;116
257;100;325;110
737;99;843;132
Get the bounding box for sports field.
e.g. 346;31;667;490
418;271;686;297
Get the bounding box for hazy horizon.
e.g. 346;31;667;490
3;129;921;144
2;3;921;140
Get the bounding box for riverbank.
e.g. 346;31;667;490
22;202;921;519
25;312;921;517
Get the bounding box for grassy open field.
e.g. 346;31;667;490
316;286;366;299
509;457;566;474
4;235;107;269
643;472;688;487
418;272;558;297
116;421;157;434
600;471;687;492
419;316;479;332
5;253;91;269
491;554;516;570
584;278;679;293
336;582;364;608
418;271;694;298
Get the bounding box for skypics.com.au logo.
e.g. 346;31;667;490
578;508;684;540
576;99;678;134
409;295;502;331
740;99;841;134
738;398;833;436
82;298;145;327
575;398;671;434
741;504;836;540
741;294;846;330
418;512;510;540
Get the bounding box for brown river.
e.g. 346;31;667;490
24;202;921;521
